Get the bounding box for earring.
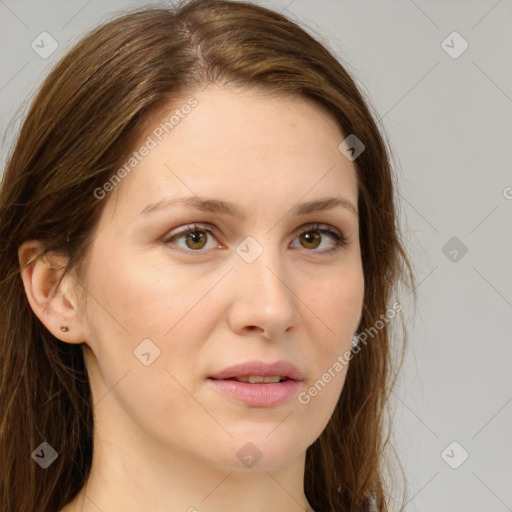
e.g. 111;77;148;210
351;333;360;350
60;325;69;332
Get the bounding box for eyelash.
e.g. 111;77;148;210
162;223;348;255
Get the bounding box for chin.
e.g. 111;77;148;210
206;434;305;473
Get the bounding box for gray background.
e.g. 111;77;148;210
1;1;511;510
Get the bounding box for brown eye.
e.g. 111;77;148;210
184;230;208;250
292;223;348;254
163;224;218;252
299;231;321;249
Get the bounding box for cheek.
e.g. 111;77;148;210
85;249;226;391
304;269;364;339
299;268;363;409
90;250;212;338
82;252;218;440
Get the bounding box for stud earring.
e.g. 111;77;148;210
60;325;69;332
351;333;360;350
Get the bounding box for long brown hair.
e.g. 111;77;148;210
0;1;417;510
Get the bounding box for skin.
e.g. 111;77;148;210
19;84;364;512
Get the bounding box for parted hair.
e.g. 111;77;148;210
0;1;416;510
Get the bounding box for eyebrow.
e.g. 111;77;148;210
139;195;358;218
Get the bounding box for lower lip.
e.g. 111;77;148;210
207;378;302;407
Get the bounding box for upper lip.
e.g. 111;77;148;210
208;360;305;381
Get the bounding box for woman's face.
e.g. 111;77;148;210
78;84;364;472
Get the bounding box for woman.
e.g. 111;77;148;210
0;1;416;511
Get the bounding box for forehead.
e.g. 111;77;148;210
103;85;358;222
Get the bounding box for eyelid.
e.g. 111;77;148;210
292;223;348;253
162;222;348;254
162;223;220;247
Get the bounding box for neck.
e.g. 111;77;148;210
61;406;314;512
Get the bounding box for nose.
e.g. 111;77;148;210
227;238;300;339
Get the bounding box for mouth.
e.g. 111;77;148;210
207;360;305;382
206;360;304;407
209;376;291;383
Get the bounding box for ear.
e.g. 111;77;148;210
18;240;87;344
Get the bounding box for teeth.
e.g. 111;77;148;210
235;376;283;383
